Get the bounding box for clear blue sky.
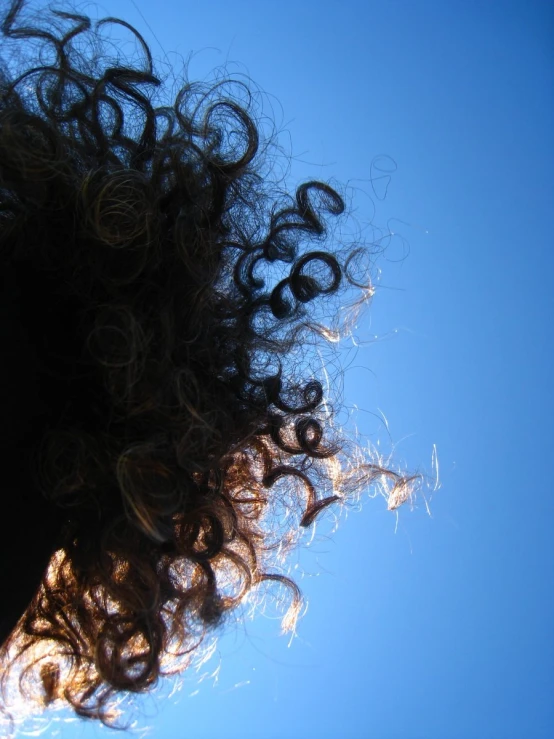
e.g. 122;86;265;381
17;1;553;738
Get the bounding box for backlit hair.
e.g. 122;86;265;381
0;0;419;730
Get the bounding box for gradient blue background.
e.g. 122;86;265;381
17;1;553;738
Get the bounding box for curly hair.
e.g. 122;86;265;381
0;0;419;729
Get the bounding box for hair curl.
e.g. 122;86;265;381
0;0;418;729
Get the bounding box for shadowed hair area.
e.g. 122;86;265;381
0;0;419;730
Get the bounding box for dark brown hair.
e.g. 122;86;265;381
0;0;419;729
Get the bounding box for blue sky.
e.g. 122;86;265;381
17;1;553;738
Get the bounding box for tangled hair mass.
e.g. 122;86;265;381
0;0;419;729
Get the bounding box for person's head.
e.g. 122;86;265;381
0;0;417;729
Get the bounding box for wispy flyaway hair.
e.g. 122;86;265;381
0;0;419;729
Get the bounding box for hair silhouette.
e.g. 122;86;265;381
0;0;418;729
